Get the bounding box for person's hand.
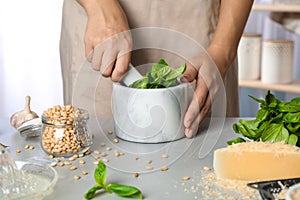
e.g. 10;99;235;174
79;0;132;82
182;46;232;138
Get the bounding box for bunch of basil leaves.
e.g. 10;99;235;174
84;161;143;199
129;59;186;89
228;90;299;147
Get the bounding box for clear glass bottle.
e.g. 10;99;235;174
41;106;93;157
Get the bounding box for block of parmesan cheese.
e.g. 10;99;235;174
213;142;300;181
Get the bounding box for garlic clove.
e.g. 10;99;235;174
10;96;39;129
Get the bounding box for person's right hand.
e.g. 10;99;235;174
78;0;132;82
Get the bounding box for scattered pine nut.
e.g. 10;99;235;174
85;150;91;155
49;154;54;159
74;175;81;180
50;162;57;167
147;159;152;164
73;154;79;158
93;161;99;165
161;154;169;158
16;149;21;153
134;157;139;160
64;161;71;165
28;145;34;150
101;143;106;147
101;152;107;157
113;138;119;143
119;152;125;156
93;150;100;154
58;162;65;167
102;158;109;163
78;153;84;158
134;173;139;178
107;130;113;135
93;156;100;160
106;147;112;151
69;157;76;161
70;166;77;171
79;160;85;165
82;171;88;175
182;176;190;181
24;144;29;149
114;152;120;157
146;166;153;170
203;166;211;171
161;166;168;171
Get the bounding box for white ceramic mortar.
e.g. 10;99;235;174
112;82;193;143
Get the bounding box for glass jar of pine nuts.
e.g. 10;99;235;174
41;105;93;157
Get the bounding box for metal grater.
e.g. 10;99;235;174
247;178;300;200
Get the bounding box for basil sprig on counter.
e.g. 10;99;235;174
129;59;186;89
84;161;143;200
228;90;300;147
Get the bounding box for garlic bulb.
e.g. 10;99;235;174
10;96;39;129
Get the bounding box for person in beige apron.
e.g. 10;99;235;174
60;0;254;138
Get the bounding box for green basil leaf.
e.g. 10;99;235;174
286;123;300;135
232;119;258;139
84;185;103;200
163;79;178;88
248;94;265;104
278;102;300;113
265;91;278;108
291;97;300;105
256;108;270;121
157;59;168;66
165;64;186;81
157;65;171;78
146;82;165;88
287;134;298;146
107;183;143;199
94;161;106;186
283;112;300;123
227;137;246;145
129;77;148;89
261;123;289;143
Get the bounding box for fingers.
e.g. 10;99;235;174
185;94;212;138
184;76;208;128
111;51;131;82
181;63;198;82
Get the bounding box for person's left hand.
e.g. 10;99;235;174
182;46;232;138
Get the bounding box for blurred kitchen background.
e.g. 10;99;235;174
0;0;300;118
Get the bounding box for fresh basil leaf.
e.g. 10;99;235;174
269;113;283;124
163;79;178;88
261;123;289;143
157;65;171;78
283;112;300;123
286;123;300;135
256;109;270;121
287;134;298;146
84;185;103;200
248;94;265;104
265;91;278;108
94;161;106;186
165;64;186;81
146;82;165;88
227;137;246;145
129;77;148;89
107;183;143;199
291;97;300;105
232;119;258;139
157;59;168;66
278;102;300;113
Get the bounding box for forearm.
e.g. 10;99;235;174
76;0;128;29
208;0;254;77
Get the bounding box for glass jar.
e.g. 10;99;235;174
41;105;93;157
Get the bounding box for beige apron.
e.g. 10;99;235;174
60;0;239;118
